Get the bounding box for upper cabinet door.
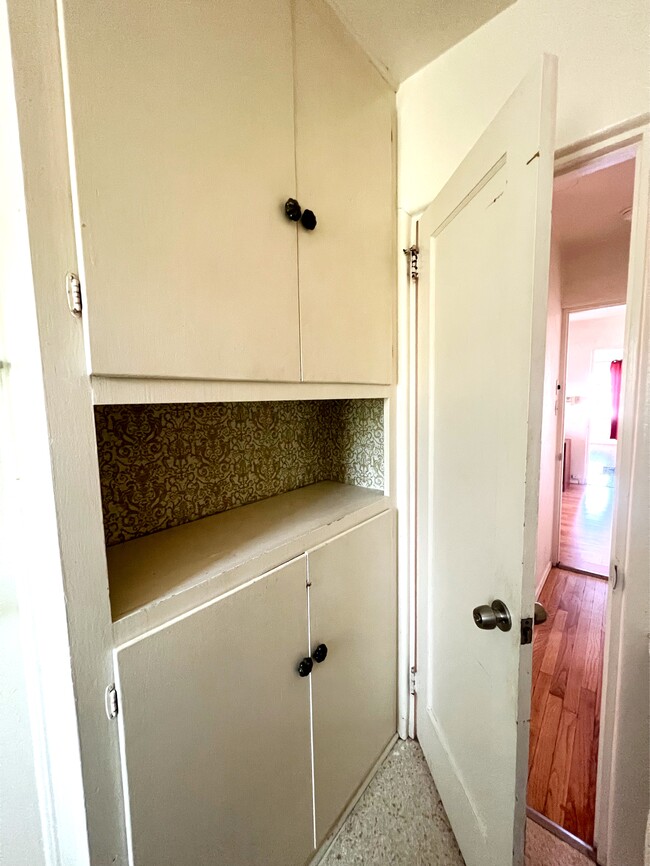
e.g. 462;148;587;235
293;0;395;384
60;0;301;381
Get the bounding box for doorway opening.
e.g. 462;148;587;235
527;151;636;857
559;305;625;577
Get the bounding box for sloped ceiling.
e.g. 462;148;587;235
326;0;515;86
553;157;636;253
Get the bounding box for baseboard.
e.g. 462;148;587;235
308;733;400;865
535;561;553;600
527;806;597;862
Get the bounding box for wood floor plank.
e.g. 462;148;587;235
540;609;567;675
544;707;578;825
539;568;568;617
528;693;563;814
529;671;552;777
559;484;613;576
549;611;578;701
559;574;586;630
564;582;596;715
528;568;605;846
564;687;597;844
584;582;607;692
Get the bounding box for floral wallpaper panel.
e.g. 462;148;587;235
95;399;384;546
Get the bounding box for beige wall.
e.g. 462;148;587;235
0;5;45;863
397;0;650;213
535;234;562;591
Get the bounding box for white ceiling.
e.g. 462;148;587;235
553;157;636;253
326;0;515;86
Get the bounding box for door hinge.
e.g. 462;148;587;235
105;684;119;719
403;245;419;282
410;665;417;695
66;272;82;317
520;618;533;646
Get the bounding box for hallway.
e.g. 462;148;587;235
528;568;607;847
559;484;614;576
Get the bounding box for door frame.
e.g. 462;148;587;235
400;112;649;861
551;118;649;860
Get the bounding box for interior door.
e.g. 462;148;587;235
308;511;397;843
114;558;314;866
59;0;300;381
415;57;557;866
293;0;395;384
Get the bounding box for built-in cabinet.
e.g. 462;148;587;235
59;0;394;385
113;510;396;865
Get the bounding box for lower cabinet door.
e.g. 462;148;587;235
114;557;314;866
308;511;397;843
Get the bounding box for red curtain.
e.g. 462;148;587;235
610;359;622;440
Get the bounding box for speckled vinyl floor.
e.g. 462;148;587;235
320;739;592;866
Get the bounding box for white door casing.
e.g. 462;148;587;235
415;57;557;866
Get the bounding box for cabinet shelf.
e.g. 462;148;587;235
109;481;389;645
91;376;391;406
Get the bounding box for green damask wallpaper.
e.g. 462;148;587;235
95;399;384;546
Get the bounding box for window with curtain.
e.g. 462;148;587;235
610;359;622;440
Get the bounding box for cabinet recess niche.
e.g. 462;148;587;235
59;0;394;384
95;399;386;629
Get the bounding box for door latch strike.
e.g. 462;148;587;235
520;618;533;645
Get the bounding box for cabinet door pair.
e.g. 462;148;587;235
115;512;396;865
59;0;394;384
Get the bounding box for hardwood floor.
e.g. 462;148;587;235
559;484;614;576
528;568;607;846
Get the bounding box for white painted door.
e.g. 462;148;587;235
308;511;397;843
114;558;314;866
293;0;395;384
416;58;557;866
59;0;301;381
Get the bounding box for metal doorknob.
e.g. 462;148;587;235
297;657;313;677
312;644;328;663
534;602;548;625
472;599;512;632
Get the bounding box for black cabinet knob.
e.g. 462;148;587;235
300;209;317;231
312;644;328;664
297;657;313;677
285;198;302;222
